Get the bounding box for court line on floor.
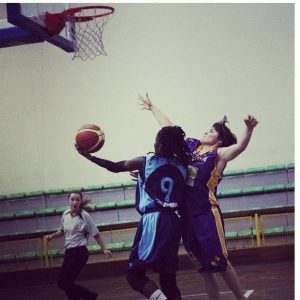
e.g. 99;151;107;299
244;289;255;298
140;289;255;299
181;289;255;298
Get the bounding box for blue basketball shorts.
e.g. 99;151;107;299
128;210;181;274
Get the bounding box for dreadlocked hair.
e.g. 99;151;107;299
213;116;237;147
154;126;191;166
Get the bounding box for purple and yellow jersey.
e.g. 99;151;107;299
180;138;222;216
181;138;229;273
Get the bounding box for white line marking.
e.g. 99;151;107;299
244;289;255;298
140;289;255;299
182;291;232;298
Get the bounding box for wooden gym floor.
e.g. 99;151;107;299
0;246;294;299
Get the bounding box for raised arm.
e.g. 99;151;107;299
217;115;258;167
139;93;173;127
75;147;144;172
90;156;144;172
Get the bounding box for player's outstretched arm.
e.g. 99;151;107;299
75;145;144;173
139;93;173;127
89;156;144;173
217;115;258;163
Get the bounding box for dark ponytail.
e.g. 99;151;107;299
213;116;237;147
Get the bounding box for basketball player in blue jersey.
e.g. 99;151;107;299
139;93;258;300
76;126;190;300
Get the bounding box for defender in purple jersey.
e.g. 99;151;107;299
139;93;258;300
76;126;190;300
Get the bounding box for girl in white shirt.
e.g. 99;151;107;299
46;192;112;300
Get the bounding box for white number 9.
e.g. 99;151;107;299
161;177;174;202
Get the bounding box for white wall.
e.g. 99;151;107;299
0;3;294;195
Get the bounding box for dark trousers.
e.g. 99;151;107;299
57;246;97;300
127;269;181;299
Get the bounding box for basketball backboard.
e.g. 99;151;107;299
0;3;74;52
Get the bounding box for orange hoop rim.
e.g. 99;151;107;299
62;5;115;22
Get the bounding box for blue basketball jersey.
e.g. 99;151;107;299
136;154;186;214
128;154;186;271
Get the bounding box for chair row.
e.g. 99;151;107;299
0;212;294;271
0;181;294;232
0;225;295;263
0;163;294;214
0;183;294;236
0;204;294;244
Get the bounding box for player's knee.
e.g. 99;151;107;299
127;269;149;293
159;272;181;299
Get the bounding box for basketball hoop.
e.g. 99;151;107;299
45;5;114;60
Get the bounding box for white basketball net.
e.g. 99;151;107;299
65;8;113;61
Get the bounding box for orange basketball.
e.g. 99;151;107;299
75;124;105;153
